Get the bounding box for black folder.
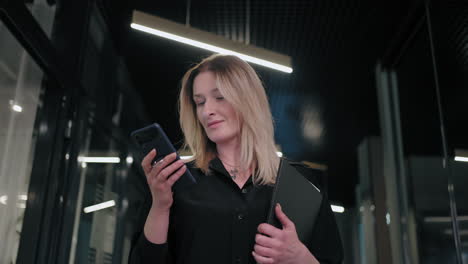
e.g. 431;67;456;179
267;159;323;243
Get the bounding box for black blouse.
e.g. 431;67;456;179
128;158;343;264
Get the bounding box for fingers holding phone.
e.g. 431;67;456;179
141;149;186;211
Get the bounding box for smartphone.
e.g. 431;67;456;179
130;123;196;191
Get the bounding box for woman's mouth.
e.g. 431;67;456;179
208;120;223;128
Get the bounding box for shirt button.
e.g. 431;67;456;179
237;213;244;220
241;188;248;194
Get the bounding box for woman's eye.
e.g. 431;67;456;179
216;97;224;100
196;101;205;106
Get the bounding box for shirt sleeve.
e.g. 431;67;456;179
128;233;170;264
128;200;178;264
127;182;176;264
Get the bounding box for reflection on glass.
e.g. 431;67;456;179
0;21;45;263
69;125;123;264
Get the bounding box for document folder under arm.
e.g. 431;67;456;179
267;159;323;243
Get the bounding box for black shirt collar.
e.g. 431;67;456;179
209;157;253;186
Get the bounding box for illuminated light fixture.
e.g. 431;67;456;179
424;215;468;223
276;152;283;157
131;11;293;73
0;195;7;205
331;204;345;213
83;200;116;213
78;157;120;163
455;156;468;162
9;100;23;112
455;149;468;162
0;194;28;208
126;156;134;164
12;104;23;112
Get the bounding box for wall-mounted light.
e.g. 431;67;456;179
83;200;116;213
331;204;345;213
424;215;468;223
9;100;23;112
0;194;28;208
131;11;293;73
78;157;120;163
454;149;468;162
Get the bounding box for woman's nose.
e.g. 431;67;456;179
202;99;215;117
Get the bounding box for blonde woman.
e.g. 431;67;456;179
129;55;343;264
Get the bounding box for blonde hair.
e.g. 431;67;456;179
179;54;279;185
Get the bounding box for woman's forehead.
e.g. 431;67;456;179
193;87;221;97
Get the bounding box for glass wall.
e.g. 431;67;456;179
0;0;55;258
0;19;43;264
69;117;128;264
370;1;468;263
429;0;468;261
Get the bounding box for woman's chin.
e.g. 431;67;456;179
207;134;238;145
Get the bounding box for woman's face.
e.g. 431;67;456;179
192;71;241;145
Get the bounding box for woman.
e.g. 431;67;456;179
129;55;343;264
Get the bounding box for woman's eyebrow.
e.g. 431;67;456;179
211;88;221;94
193;88;220;98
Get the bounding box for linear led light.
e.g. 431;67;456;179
424;215;468;223
331;204;345;213
78;157;120;163
83;200;116;213
455;156;468;162
131;11;293;73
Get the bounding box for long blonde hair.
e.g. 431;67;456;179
179;54;279;185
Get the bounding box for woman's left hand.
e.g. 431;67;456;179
252;204;319;264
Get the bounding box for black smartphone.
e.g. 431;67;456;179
130;123;196;191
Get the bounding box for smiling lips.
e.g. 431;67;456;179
207;120;223;128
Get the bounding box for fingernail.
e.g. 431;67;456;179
277;203;281;209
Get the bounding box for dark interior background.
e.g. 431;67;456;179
94;0;467;208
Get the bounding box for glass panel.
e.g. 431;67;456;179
429;0;468;260
69;121;126;264
394;19;457;263
0;21;45;263
26;0;56;38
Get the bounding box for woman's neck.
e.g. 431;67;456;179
216;137;241;166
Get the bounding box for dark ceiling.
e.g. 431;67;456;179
104;0;422;207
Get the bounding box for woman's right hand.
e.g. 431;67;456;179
141;149;187;212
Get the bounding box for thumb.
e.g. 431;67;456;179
275;203;294;229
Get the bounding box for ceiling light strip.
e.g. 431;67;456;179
131;23;292;73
